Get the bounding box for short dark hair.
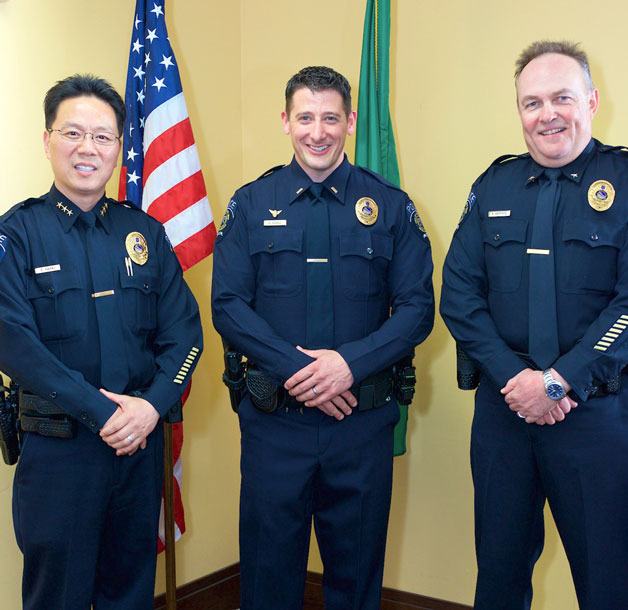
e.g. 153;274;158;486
515;40;594;90
285;66;352;116
44;74;126;135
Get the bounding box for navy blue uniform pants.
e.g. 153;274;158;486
13;423;164;610
238;396;399;610
472;378;628;610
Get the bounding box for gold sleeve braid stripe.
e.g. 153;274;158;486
593;315;628;352
173;346;200;384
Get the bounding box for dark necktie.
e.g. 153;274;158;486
80;212;128;391
305;183;334;349
528;168;561;369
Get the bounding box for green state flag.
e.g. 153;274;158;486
355;0;408;456
355;0;399;185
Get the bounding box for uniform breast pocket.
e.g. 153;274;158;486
26;270;86;341
561;218;623;294
339;230;393;300
481;219;528;293
250;229;304;297
118;269;161;331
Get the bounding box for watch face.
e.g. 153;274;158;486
547;382;566;400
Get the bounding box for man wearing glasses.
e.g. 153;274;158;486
0;74;202;609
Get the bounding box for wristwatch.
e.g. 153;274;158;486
543;369;566;401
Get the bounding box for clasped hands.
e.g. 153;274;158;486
283;346;356;420
99;389;160;456
501;368;577;425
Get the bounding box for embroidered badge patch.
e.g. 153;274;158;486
218;199;238;237
406;201;427;237
0;235;7;264
458;190;477;226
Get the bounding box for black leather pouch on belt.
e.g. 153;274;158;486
246;368;284;413
351;369;394;411
19;391;76;439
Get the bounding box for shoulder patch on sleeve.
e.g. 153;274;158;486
0;234;8;263
457;189;477;227
217;199;238;238
405;200;428;238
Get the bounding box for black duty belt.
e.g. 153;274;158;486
18;391;76;439
246;366;394;413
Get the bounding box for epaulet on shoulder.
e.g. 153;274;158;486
110;198;144;212
256;164;285;180
598;144;628;156
237;164;285;191
471;153;528;189
0;196;45;222
490;152;529;167
356;166;404;193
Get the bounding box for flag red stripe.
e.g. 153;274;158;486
118;166;128;201
174;224;217;271
143;118;195;185
147;170;207;225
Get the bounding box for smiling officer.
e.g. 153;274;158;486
0;74;202;609
441;41;628;610
212;66;434;609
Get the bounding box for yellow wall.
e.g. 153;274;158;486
2;1;628;609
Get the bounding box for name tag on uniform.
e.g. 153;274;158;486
34;264;61;274
263;219;287;227
488;210;511;218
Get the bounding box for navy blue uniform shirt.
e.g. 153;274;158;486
441;139;628;399
212;156;434;383
0;186;203;432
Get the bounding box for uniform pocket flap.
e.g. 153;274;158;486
119;270;161;295
249;229;303;256
481;218;528;247
26;271;81;299
339;231;393;260
562;218;623;248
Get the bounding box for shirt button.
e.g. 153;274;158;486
267;242;274;250
590;233;599;241
48;287;55;294
50;391;57;399
143;283;149;290
493;234;501;241
366;247;373;255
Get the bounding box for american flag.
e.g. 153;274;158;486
119;0;215;551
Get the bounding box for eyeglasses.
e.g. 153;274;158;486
47;128;121;147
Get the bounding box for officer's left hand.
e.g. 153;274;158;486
501;369;557;421
284;347;355;412
99;389;160;456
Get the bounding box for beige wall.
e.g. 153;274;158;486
2;1;628;608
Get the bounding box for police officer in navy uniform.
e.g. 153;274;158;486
0;75;202;609
441;41;628;610
212;66;434;609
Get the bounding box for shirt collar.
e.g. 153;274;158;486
285;155;351;205
525;138;596;186
48;185;112;233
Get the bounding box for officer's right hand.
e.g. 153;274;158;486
99;389;160;456
534;395;577;425
313;392;357;421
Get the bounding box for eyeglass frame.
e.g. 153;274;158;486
46;127;121;147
